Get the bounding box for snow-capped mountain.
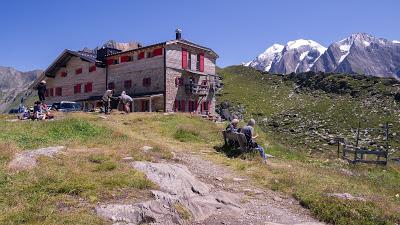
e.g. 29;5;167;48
246;39;326;74
244;44;284;71
246;33;400;78
311;33;400;78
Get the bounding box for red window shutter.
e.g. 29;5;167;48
49;88;54;97
85;82;92;93
199;53;204;72
195;100;198;112
61;72;67;77
56;87;62;96
182;49;188;69
106;59;114;65
75;68;82;75
153;48;163;56
45;90;49;97
138;52;145;60
74;84;81;94
174;100;178;112
89;65;96;72
180;100;186;112
121;56;130;63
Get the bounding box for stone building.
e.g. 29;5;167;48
40;30;219;114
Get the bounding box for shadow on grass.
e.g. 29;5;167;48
214;144;258;161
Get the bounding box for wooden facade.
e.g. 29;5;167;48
42;35;218;114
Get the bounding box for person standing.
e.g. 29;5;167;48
102;89;114;114
36;80;47;102
241;119;267;163
120;91;133;113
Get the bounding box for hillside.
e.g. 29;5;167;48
0;66;42;112
218;66;400;159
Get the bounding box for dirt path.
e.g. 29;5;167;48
173;149;325;225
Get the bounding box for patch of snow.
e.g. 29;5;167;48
363;41;371;47
338;52;350;64
286;39;326;53
299;51;310;61
393;40;400;44
339;44;351;52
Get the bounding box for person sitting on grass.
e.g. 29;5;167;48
33;101;46;120
241;119;267;163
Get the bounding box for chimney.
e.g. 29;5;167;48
175;28;182;40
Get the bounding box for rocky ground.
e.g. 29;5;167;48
7;145;325;225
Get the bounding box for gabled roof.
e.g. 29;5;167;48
44;49;100;77
107;39;218;58
167;39;219;58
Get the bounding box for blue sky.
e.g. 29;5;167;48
1;0;399;71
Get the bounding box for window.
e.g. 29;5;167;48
74;84;81;94
45;90;49;97
197;53;204;72
124;80;132;89
85;82;93;93
60;72;67;77
89;65;96;72
106;59;114;65
182;48;188;69
201;80;208;86
188;52;192;70
188;100;197;112
120;55;132;63
75;68;82;75
174;99;186;112
147;51;153;58
138;52;145;60
49;88;54;97
152;48;163;56
142;78;151;87
108;82;115;90
55;87;62;96
201;101;210;112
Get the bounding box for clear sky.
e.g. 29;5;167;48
1;0;399;71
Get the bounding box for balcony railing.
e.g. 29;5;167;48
185;84;209;95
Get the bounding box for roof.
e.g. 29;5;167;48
107;39;218;58
44;49;100;77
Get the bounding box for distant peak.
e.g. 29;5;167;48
286;39;325;50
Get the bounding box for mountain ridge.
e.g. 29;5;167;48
246;33;400;78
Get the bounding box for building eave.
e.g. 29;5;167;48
43;49;99;78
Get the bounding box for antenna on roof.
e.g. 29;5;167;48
175;28;182;40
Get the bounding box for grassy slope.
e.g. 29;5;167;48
216;66;400;224
217;66;400;157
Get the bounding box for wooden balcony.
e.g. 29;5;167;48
185;84;209;95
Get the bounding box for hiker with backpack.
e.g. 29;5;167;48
241;119;267;163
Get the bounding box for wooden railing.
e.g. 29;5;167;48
185;84;209;95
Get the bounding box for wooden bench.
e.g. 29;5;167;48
222;130;252;152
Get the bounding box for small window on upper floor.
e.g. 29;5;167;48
89;65;96;72
138;52;145;60
75;68;82;75
120;56;132;63
187;52;192;70
60;72;67;77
